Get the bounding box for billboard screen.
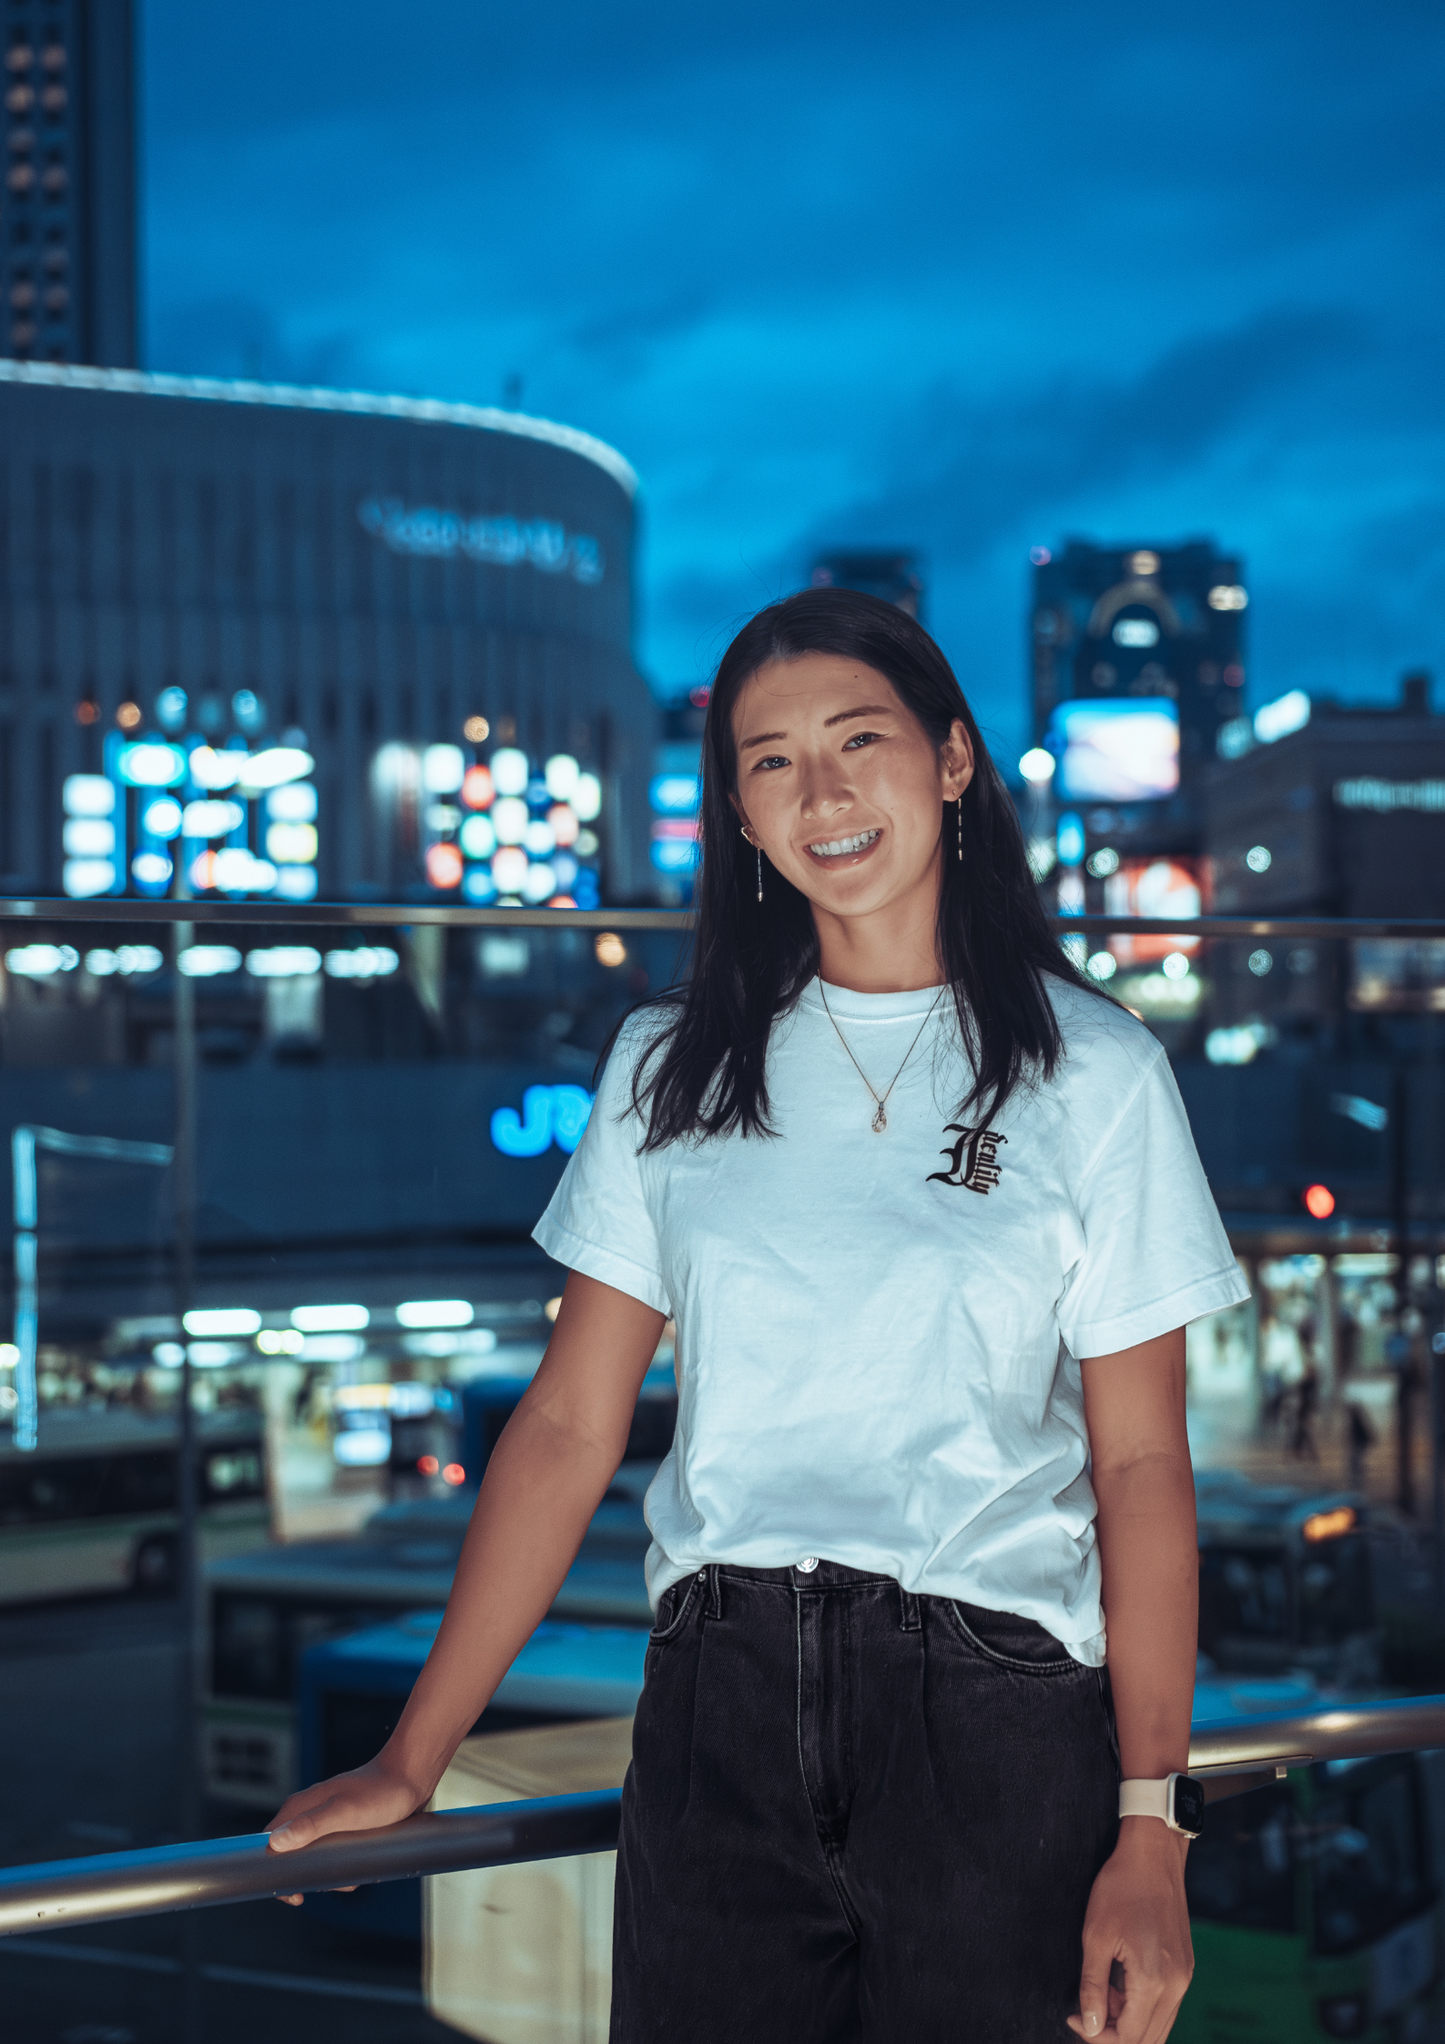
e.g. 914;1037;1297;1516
1047;699;1180;803
1104;857;1204;964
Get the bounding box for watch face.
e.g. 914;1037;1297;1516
1172;1775;1206;1836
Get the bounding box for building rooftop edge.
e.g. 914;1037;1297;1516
0;358;640;500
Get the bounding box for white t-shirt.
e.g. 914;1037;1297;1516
534;975;1248;1665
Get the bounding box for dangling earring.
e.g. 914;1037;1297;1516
957;795;963;863
741;825;762;902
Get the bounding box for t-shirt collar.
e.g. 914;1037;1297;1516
800;975;949;1024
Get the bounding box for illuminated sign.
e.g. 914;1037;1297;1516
118;742;187;788
1253;690;1310;745
1055;812;1085;868
1112;617;1159;648
649;774;701;817
1104;858;1203;965
1335;778;1445;812
358;497;603;585
1046;700;1179;803
65;734;320;904
490;1084;595;1158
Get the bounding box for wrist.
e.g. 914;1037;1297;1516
375;1736;441;1806
1117;1812;1191;1843
1115;1816;1191;1871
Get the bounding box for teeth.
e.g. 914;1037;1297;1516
808;829;880;858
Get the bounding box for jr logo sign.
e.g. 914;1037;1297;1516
490;1084;595;1158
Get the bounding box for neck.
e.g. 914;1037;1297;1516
812;851;945;994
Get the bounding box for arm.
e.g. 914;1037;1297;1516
1067;1327;1196;2044
266;1270;665;1889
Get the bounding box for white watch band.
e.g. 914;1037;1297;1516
1119;1776;1176;1825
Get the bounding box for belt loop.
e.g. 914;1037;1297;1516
897;1581;921;1632
705;1563;723;1620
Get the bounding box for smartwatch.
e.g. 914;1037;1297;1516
1119;1773;1206;1837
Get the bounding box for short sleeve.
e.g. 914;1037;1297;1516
532;1014;672;1316
1056;1046;1249;1358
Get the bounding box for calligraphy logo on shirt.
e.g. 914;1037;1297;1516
927;1124;1006;1194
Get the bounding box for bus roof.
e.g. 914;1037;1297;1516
0;1405;261;1463
1195;1468;1365;1542
302;1613;650;1719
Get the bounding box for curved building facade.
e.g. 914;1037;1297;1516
0;361;654;902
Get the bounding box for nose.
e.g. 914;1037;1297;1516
797;754;854;822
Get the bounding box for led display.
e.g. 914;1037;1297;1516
1103;857;1203;964
1047;700;1180;803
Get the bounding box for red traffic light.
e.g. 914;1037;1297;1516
1303;1183;1336;1220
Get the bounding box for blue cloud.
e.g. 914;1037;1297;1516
141;0;1445;755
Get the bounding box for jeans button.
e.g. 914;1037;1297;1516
796;1556;819;1573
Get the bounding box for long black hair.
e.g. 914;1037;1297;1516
630;586;1095;1149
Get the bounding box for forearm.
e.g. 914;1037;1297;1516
380;1394;623;1799
1094;1446;1197;1780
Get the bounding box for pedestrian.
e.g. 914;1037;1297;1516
1291;1357;1320;1461
268;589;1249;2040
1347;1398;1376;1490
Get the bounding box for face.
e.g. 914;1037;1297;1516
729;653;973;923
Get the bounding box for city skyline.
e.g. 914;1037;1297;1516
133;0;1445;768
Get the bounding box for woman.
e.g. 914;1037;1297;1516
269;589;1248;2041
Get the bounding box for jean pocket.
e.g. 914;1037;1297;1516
647;1573;701;1646
942;1599;1083;1675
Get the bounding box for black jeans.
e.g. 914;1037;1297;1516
612;1560;1119;2043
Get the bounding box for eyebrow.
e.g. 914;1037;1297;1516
737;704;897;753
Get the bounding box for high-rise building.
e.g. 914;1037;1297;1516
1028;539;1247;859
1;0;137;369
810;550;924;619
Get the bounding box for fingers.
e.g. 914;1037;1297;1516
1112;1960;1190;2044
1067;1950;1114;2038
266;1778;343;1834
1112;1977;1162;2044
1068;1953;1183;2042
267;1788;357;1853
1137;1977;1190;2044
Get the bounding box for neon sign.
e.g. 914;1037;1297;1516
358;498;603;585
490;1084;595;1158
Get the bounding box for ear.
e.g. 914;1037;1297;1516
942;719;975;802
728;791;754;843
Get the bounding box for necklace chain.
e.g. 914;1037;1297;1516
815;978;945;1133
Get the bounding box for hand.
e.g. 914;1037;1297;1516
1067;1819;1193;2042
265;1753;426;1907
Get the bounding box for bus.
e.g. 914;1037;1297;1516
201;1453;656;1809
1181;1676;1440;2041
0;1405;269;1604
293;1610;649;1938
1196;1472;1380;1690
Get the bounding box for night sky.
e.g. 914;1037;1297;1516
142;1;1445;769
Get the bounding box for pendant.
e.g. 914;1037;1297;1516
871;1103;888;1134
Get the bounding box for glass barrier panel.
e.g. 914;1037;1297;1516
2;910;1445;2039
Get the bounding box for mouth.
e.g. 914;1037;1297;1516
804;827;882;864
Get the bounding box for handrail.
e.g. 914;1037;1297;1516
4;1698;1445;1937
0;1789;624;1935
1;899;1445;938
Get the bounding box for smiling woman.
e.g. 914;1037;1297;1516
632;586;1084;1146
267;591;1250;2043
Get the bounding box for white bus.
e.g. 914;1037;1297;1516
0;1406;270;1603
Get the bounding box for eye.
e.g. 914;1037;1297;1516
842;730;883;750
750;754;789;771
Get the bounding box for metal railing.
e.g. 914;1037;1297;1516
3;1698;1445;1937
4;899;1445;937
